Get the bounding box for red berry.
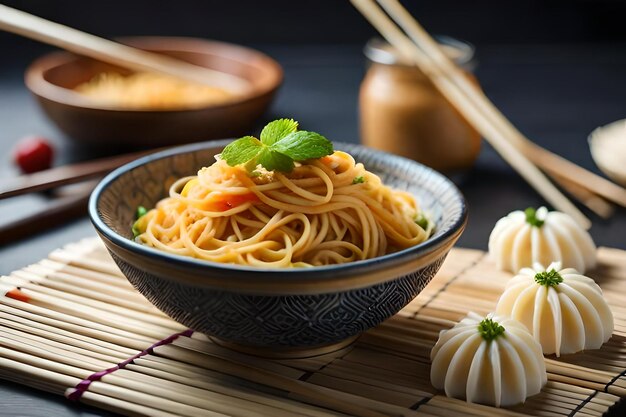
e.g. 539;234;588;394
13;136;54;174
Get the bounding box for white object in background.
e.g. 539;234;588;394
488;207;596;273
496;262;614;356
430;312;547;407
589;119;626;187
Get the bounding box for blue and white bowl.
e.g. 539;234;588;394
89;141;467;357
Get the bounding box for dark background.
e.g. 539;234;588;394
1;1;626;415
3;0;626;47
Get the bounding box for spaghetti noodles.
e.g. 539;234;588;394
75;72;233;109
134;151;432;267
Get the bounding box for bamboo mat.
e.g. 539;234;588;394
1;238;625;417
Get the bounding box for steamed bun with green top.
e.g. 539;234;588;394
488;207;596;273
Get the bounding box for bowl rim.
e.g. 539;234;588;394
24;36;283;113
89;140;467;287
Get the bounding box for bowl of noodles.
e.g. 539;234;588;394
89;124;466;357
25;37;282;147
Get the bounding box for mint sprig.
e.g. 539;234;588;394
260;118;298;145
221;119;333;173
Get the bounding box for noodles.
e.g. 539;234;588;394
134;151;433;267
75;72;233;109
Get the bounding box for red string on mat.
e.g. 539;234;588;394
66;328;194;402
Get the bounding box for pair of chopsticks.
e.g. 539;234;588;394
0;149;157;245
351;0;626;229
0;4;247;92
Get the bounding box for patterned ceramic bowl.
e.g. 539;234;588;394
89;141;467;358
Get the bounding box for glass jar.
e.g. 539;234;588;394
359;37;481;172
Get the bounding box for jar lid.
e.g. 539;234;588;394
364;36;475;69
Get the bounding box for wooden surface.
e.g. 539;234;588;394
1;237;625;416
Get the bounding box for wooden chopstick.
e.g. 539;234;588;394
350;0;592;229
0;5;248;92
374;0;626;210
551;172;615;219
0;149;157;200
0;184;93;246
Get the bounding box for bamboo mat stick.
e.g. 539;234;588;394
0;298;156;347
11;275;180;329
83;382;229;417
0;338;259;417
2;341;288;417
429;396;529;417
155;345;390;417
1;359;189;417
49;247;125;277
37;259;133;289
350;0;591;228
0;330;114;370
322;361;430;395
172;337;306;379
136;355;220;379
2;334;350;417
5;287;181;338
126;363;342;417
0;324;127;363
375;0;626;210
0;309;137;356
304;371;422;409
110;369;300;417
21;264;150;305
1;306;378;417
0;356;79;394
79;391;183;417
7;272;173;321
0;345;99;380
0;315;132;359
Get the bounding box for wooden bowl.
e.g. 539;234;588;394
90;141;467;358
25;37;283;147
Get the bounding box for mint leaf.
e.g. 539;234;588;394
260;118;298;145
221;136;263;166
271;131;333;161
222;119;334;173
257;148;295;172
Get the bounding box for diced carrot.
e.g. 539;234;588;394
198;192;259;212
320;156;334;165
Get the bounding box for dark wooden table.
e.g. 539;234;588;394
1;43;625;416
